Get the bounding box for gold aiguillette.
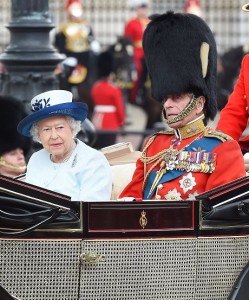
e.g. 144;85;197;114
147;161;166;198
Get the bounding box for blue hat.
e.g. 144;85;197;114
17;90;88;137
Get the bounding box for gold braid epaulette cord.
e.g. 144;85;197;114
140;128;222;192
204;128;233;142
166;95;198;125
140;131;174;190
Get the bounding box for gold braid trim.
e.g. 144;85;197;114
156;130;174;135
141;133;173;164
141;134;175;190
165;94;198;125
141;127;208;191
175;116;205;139
0;157;26;171
204;128;233;142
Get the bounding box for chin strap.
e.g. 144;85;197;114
0;157;26;171
162;94;199;125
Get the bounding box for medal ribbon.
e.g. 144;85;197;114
143;137;221;199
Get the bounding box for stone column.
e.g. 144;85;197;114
0;0;65;111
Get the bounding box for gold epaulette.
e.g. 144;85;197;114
204;128;233;142
142;130;173;151
147;130;173;142
143;130;171;151
156;130;174;135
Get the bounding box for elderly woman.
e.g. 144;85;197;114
17;89;112;201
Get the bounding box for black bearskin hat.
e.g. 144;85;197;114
0;95;31;156
97;50;115;78
143;11;217;120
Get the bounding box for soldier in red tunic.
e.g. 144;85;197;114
91;51;126;149
124;0;150;103
216;3;249;152
119;11;246;201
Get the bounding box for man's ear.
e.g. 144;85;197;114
197;96;205;113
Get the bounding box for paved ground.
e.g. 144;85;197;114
116;103;148;150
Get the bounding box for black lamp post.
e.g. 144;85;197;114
0;0;65;111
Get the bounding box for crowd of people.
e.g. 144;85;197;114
1;0;249;203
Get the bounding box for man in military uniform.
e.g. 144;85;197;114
54;0;96;86
119;11;246;201
91;50;126;149
124;0;150;103
216;3;249;152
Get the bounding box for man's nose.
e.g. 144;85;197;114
164;97;174;107
16;150;25;160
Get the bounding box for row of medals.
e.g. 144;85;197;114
149;140;216;196
164;147;216;173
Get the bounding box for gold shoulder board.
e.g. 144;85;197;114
204;128;233;142
143;130;173;148
157;130;174;136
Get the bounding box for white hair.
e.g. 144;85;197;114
30;116;82;143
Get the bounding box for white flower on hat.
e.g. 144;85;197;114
17;89;88;137
31;90;72;112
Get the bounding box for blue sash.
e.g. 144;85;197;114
143;137;221;199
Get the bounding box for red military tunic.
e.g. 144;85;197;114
124;17;150;101
217;54;249;150
124;17;149;63
120;120;246;200
91;80;125;129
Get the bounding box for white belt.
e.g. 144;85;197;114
94;105;116;113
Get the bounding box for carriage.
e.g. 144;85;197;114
1;171;249;300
